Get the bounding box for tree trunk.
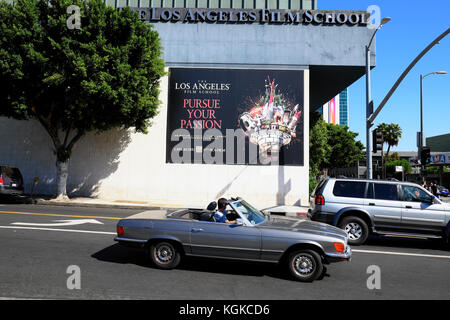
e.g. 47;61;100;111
384;145;391;179
55;160;70;201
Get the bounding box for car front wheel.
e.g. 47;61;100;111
149;241;181;269
287;249;323;282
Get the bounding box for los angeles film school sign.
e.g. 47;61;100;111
131;8;370;25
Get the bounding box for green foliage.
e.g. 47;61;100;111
376;122;402;157
309;112;330;176
426;166;449;174
386;152;400;162
0;0;165;150
309;111;364;184
385;159;412;175
322;123;365;169
0;0;165;197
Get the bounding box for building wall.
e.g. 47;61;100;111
0;4;374;209
427;133;450;152
105;0;316;10
0;70;310;208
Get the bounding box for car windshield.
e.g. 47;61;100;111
231;200;265;225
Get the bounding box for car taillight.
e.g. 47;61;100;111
334;242;345;253
117;226;124;236
315;194;325;205
0;178;3;185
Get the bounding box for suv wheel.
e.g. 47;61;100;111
287;249;323;282
149;241;181;269
339;216;369;245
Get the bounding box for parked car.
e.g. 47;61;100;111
308;178;450;246
115;198;351;282
0;165;24;196
437;186;449;197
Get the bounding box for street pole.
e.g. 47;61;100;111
418;71;447;179
419;74;423;169
366;45;373;179
365;17;391;179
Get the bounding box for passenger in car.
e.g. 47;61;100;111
214;198;238;224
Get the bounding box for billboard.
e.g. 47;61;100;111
430;153;450;165
166;68;304;166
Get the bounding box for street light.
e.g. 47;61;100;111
366;17;391;179
419;70;447;166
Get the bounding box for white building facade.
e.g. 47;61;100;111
0;5;376;209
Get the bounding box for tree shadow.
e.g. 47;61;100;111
91;244;331;282
0;118;132;199
66;128;132;198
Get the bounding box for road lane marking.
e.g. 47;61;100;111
12;219;103;227
0;225;115;235
352;249;450;260
0;210;121;220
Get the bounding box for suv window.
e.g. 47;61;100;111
401;185;432;203
332;181;366;198
374;183;399;201
312;178;327;196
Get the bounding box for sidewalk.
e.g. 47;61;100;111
33;196;182;210
28;195;310;218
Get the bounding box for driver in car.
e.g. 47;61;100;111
214;198;238;224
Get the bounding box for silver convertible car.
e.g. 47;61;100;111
115;198;351;282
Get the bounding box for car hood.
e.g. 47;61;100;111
259;216;347;240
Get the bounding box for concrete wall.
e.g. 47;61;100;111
0;70;310;209
0;18;373;209
152;21;375;68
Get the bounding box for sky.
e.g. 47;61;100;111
318;0;450;152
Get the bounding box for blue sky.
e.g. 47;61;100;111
319;0;450;151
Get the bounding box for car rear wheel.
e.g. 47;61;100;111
339;216;369;245
149;241;181;269
287;249;323;282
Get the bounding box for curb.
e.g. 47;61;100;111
9;196;311;218
33;199;166;211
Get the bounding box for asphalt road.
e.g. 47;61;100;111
0;203;449;300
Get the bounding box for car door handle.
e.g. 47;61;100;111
191;228;204;232
405;206;412;209
369;203;376;206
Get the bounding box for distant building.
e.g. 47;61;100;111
339;89;349;126
426;133;450;152
320;88;348;126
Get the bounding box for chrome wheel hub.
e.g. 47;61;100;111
344;222;362;240
156;244;174;263
293;255;315;276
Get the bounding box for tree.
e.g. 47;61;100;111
309;112;330;192
322;123;365;170
376;123;402;178
385;159;412;178
309;112;364;191
0;0;165;199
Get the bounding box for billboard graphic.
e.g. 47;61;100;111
166;68;304;165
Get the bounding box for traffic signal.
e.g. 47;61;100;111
420;146;431;166
372;129;383;153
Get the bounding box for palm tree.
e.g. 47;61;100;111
376;123;402;178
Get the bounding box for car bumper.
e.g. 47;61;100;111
114;236;147;248
325;245;352;263
308;209;335;225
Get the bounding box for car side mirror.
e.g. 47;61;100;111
235;218;244;226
